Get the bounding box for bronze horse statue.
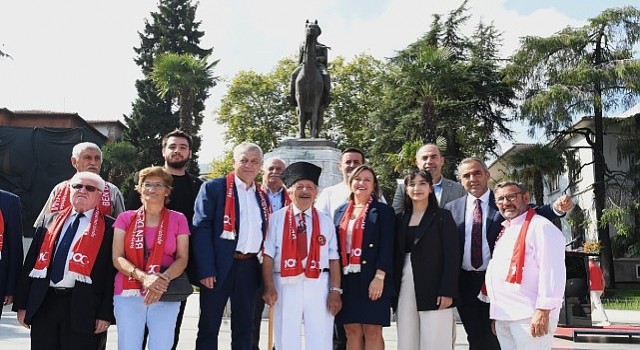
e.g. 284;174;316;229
295;20;325;138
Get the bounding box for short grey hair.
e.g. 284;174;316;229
70;171;105;191
233;142;263;161
458;157;489;173
72;142;102;159
262;156;287;171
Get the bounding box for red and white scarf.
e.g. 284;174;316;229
0;209;4;260
280;205;322;281
222;172;270;240
478;208;536;303
339;197;373;274
50;180;112;216
30;206;105;284
121;207;170;296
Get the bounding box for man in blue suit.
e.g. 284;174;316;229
444;157;573;350
0;189;23;317
193;142;271;350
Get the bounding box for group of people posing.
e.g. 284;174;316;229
0;131;575;350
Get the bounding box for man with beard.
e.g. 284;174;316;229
485;181;566;350
14;171;116;349
126;129;203;350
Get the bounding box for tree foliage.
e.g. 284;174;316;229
504;5;640;286
101;141;142;199
216;58;297;153
508;144;565;205
123;0;212;173
367;1;515;193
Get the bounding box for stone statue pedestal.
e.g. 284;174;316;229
265;138;341;190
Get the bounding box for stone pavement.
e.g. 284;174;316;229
1;293;638;349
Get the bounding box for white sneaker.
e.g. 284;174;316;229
596;321;611;327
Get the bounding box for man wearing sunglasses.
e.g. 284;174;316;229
444;157;572;350
14;171;116;349
34;142;125;229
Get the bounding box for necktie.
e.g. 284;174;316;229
51;213;83;283
471;199;483;269
297;212;308;259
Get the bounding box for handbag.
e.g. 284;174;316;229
159;271;194;302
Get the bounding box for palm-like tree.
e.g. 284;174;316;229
150;53;218;136
509;144;565;205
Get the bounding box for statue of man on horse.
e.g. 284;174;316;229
289;20;332;138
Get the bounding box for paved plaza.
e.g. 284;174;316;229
1;293;638;349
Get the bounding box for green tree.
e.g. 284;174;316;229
368;1;515;191
508;144;565;205
216;58;297;153
150;52;218;143
504;6;640;286
123;0;212;173
101;141;142;199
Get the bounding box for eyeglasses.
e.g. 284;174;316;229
294;185;315;191
495;192;521;204
142;182;168;190
70;183;100;192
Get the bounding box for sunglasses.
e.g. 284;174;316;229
70;183;100;192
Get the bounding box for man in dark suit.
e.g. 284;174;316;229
392;143;466;213
0;189;23;317
444;157;573;350
193;142;271;350
14;171;116;350
126;129;203;350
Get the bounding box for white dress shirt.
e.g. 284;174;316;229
485;212;566;321
461;190;492;271
234;175;263;254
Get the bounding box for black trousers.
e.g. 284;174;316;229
30;289;103;350
457;270;501;350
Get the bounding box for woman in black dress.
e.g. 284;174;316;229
393;169;459;349
334;165;395;350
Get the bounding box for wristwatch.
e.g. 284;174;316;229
329;287;343;295
375;273;385;280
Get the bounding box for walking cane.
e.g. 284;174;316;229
268;305;274;350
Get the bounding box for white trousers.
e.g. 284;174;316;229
396;254;454;350
273;272;334;350
114;295;180;350
590;291;610;321
495;317;558;350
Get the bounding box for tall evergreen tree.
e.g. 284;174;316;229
504;6;640;286
123;0;212;172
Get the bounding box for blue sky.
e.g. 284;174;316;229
0;0;637;161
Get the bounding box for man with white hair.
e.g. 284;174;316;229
193;142;271;350
14;171;116;349
35;142;125;226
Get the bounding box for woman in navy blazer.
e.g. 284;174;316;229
393;169;460;349
333;165;395;350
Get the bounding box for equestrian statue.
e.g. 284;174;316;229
289;20;331;138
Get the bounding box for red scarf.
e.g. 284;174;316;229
50;180;112;216
222;172;270;240
122;207;170;296
30;206;105;284
506;208;536;284
0;209;4;260
280;205;322;280
338;197;373;274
